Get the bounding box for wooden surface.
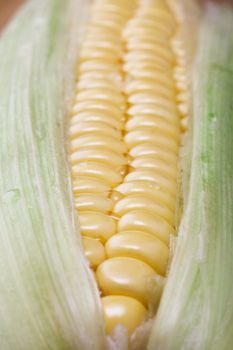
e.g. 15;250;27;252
0;0;25;31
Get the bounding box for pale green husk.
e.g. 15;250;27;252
148;3;233;350
1;1;233;350
0;1;107;349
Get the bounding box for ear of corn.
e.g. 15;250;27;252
0;0;232;350
148;3;233;350
70;0;180;339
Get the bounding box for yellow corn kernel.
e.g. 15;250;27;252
126;43;175;64
124;169;177;196
72;177;111;195
124;65;175;89
69;121;122;140
78;60;121;75
76;76;121;91
129;143;178;165
80;46;121;62
126;115;180;141
75;194;114;213
124;129;179;153
72;103;123;120
81;40;123;57
118;209;174;245
70;148;127;167
75;88;126;107
78;211;117;242
72;163;123;187
116;181;175;210
124;78;175;100
70;135;127;154
130;156;177;181
124;51;172;70
105;231;169;276
113;195;174;225
127;104;179;125
101;295;147;335
123;25;172;43
71;111;124;130
96;257;156;306
82;237;106;268
123;15;175;38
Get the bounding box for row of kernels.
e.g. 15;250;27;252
118;0;179;237
122;3;180;218
116;180;176;211
173;35;190;129
70;1;133;270
96;1;180;334
71;0;149;334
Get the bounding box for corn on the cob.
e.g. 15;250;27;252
69;0;185;336
0;0;232;350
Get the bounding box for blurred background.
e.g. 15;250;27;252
0;0;25;30
0;0;231;31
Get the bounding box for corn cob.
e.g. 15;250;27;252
0;0;232;350
70;0;182;336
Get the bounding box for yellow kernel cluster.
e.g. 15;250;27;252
69;0;183;337
171;1;191;130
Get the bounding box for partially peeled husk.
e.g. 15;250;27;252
0;1;232;350
148;2;233;350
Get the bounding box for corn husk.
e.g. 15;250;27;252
148;3;233;349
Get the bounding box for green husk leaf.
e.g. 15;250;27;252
148;2;233;350
0;1;107;349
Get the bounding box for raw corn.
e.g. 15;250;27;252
69;0;187;336
0;0;232;350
